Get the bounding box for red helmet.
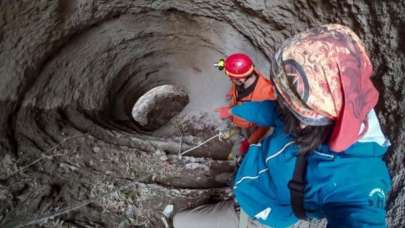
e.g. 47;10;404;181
224;53;254;78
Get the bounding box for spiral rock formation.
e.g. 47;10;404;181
0;0;404;227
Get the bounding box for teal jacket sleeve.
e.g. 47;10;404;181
324;204;387;228
230;101;281;127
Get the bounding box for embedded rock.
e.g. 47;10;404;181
131;85;189;131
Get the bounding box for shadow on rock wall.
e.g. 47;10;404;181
0;0;404;227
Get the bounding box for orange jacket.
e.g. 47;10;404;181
229;70;276;144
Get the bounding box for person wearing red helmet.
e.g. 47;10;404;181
215;53;276;157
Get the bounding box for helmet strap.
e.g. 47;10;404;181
236;75;258;101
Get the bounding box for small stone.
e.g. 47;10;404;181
92;146;101;153
162;204;174;218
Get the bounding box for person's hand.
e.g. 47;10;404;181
215;106;231;120
239;138;250;155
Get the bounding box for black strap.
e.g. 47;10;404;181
236;76;258;101
288;153;307;219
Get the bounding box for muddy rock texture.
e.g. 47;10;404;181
0;0;404;227
131;85;189;131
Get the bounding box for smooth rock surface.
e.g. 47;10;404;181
131;84;189;130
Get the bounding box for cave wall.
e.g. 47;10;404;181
0;0;404;227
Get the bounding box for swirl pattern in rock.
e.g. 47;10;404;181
0;0;404;227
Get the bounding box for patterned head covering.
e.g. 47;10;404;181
271;24;379;152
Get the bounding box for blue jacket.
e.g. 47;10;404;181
232;101;392;228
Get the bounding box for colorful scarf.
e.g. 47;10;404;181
271;24;379;152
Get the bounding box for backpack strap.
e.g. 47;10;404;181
288;153;307;219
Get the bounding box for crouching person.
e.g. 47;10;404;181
214;52;276;159
174;24;392;228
